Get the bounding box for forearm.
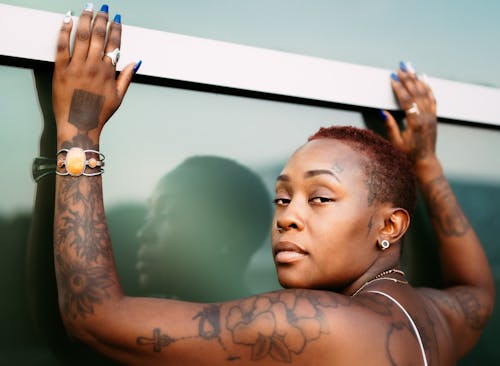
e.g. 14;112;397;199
415;156;494;297
54;131;124;337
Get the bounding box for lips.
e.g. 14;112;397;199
273;241;308;264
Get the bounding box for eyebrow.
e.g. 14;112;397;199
276;169;341;183
304;169;341;182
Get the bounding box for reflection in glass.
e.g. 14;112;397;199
135;156;272;302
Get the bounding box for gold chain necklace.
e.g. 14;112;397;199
351;268;408;297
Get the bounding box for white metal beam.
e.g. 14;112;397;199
1;4;499;126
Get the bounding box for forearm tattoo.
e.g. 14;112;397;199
409;130;435;162
423;175;470;237
55;90;114;321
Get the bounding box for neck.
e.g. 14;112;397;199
343;263;404;296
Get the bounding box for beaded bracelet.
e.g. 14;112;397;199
56;147;105;177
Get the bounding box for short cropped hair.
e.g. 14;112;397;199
308;126;417;215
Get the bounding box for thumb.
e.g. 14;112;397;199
380;109;404;149
116;61;141;101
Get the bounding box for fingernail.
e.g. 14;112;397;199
378;109;387;121
419;73;430;84
113;14;121;24
100;4;109;13
133;60;142;74
399;61;407;72
63;10;72;23
84;3;94;12
391;73;399;81
405;61;415;74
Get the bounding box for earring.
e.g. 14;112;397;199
379;240;390;251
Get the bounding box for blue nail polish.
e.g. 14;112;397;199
133;60;142;74
378;109;387;121
114;14;121;24
391;73;399;81
399;61;407;72
100;4;108;13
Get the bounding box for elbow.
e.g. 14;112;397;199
58;307;101;347
484;284;495;321
57;295;125;348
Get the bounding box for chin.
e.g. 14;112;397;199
276;267;311;289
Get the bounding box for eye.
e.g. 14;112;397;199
309;196;334;204
273;197;291;206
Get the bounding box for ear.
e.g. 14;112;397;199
378;207;410;244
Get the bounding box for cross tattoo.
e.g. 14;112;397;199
136;328;175;352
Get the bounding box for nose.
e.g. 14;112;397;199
275;200;305;232
137;219;155;243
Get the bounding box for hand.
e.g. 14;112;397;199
381;62;438;166
53;6;136;143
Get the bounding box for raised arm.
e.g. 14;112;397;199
52;6;371;365
380;62;495;356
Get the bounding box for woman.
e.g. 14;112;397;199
51;5;494;365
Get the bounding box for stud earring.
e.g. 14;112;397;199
379;240;390;250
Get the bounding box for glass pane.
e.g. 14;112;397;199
103;81;365;299
1;66;364;364
3;0;499;87
1;62;499;363
0;65;53;364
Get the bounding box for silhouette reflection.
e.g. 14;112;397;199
136;156;272;302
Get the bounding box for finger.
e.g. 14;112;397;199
103;14;122;67
381;110;404;149
419;75;437;113
87;5;109;61
397;64;419;99
390;73;414;110
72;5;94;62
116;62;139;100
54;11;73;71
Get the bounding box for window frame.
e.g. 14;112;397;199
1;3;499;128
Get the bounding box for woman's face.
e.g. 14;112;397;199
272;138;383;292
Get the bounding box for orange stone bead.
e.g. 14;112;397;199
88;158;97;169
57;158;64;168
66;147;86;176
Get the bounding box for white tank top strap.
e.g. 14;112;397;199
367;290;428;366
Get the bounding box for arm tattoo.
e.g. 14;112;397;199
409;130;435;162
423;175;470;236
455;288;489;330
225;291;332;362
136;291;351;363
137;328;176;352
194;304;222;340
55;254;115;320
55;96;117;321
68;89;104;131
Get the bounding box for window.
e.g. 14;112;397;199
1;2;499;364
